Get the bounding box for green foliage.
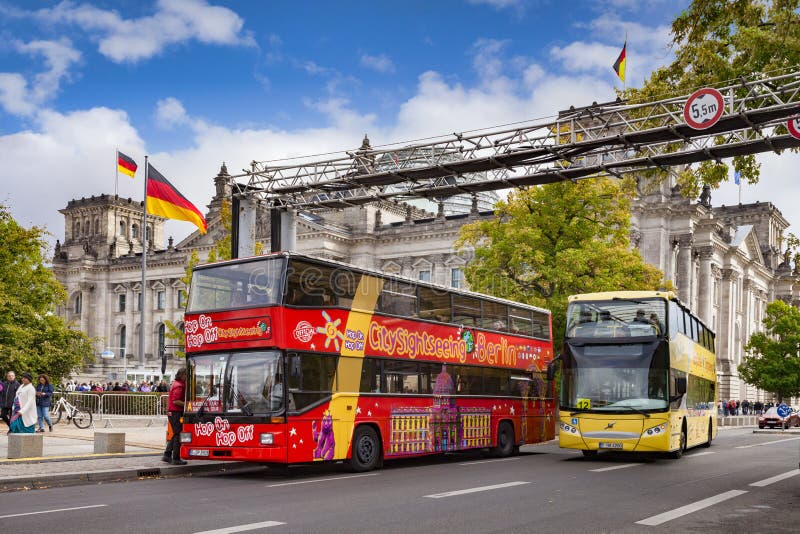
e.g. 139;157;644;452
739;300;800;402
165;200;232;358
457;179;667;351
625;0;800;195
0;205;93;382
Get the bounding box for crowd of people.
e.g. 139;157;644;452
60;379;170;393
719;399;783;416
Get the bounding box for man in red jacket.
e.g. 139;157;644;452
162;368;187;465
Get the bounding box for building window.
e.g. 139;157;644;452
94;218;100;234
119;220;126;236
157;324;166;358
132;223;139;239
136;292;142;311
157;290;166;310
177;289;186;308
74;293;82;314
418;270;431;282
450;268;464;289
119;326;126;358
118;294;126;312
74;221;80;238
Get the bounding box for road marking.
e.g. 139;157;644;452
686;452;715;458
735;436;800;449
425;481;530;499
193;521;285;534
589;463;639;472
458;457;521;466
635;490;748;526
267;473;378;487
749;469;800;487
0;504;107;519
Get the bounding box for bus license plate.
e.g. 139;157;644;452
599;442;623;449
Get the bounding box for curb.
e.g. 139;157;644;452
0;461;263;492
752;428;800;435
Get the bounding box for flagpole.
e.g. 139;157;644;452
623;32;628;92
139;155;148;378
114;149;119;258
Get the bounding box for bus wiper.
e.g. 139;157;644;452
612;297;648;304
618;405;651;418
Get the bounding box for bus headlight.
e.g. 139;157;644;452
180;432;192;443
260;433;274;445
560;422;580;435
642;423;666;437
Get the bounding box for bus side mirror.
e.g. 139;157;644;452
547;356;561;382
675;377;687;396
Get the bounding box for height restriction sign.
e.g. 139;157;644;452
683;88;724;130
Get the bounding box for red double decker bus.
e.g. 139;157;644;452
179;252;555;471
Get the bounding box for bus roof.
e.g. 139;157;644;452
193;251;551;316
568;290;677;303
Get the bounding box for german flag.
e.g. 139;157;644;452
118;151;137;178
613;41;626;83
146;164;207;234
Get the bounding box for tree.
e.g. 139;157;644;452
0;205;93;381
457;179;667;350
625;0;800;198
739;300;800;402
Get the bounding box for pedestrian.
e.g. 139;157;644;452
1;371;20;427
35;373;54;432
162;368;188;465
9;372;36;434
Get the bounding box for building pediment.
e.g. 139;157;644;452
731;225;765;265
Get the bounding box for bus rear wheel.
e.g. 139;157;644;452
350;426;381;472
493;421;515;457
701;419;712;448
669;425;686;459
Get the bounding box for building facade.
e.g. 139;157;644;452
53;164;799;403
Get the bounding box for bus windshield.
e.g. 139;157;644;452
561;342;669;412
187;257;285;312
187;351;284;414
565;298;666;339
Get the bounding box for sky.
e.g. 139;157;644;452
1;0;797;250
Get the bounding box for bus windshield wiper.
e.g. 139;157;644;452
612;297;648;304
617;405;651;418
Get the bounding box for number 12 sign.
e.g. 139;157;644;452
683;88;724;130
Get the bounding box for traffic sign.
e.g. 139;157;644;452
788;117;800;140
683;88;725;130
777;403;791;418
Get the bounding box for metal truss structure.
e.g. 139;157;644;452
230;71;800;210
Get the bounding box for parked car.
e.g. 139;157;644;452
758;407;800;429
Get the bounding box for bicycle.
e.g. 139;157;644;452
50;395;93;428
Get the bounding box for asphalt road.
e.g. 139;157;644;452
1;428;798;534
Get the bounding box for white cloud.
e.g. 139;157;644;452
30;0;254;63
0;38;81;117
155;97;190;129
466;0;525;10
551;41;622;73
360;54;395;74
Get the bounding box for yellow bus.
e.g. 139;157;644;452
553;291;716;458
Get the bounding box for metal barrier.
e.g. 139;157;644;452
52;391;168;428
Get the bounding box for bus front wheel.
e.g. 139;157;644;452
494;421;515;457
350;426;381;472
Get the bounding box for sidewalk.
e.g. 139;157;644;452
0;417;257;492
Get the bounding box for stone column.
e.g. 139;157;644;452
717;268;736;401
674;234;694;304
695;247;714;325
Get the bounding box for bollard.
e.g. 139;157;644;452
94;431;126;454
8;433;44;459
